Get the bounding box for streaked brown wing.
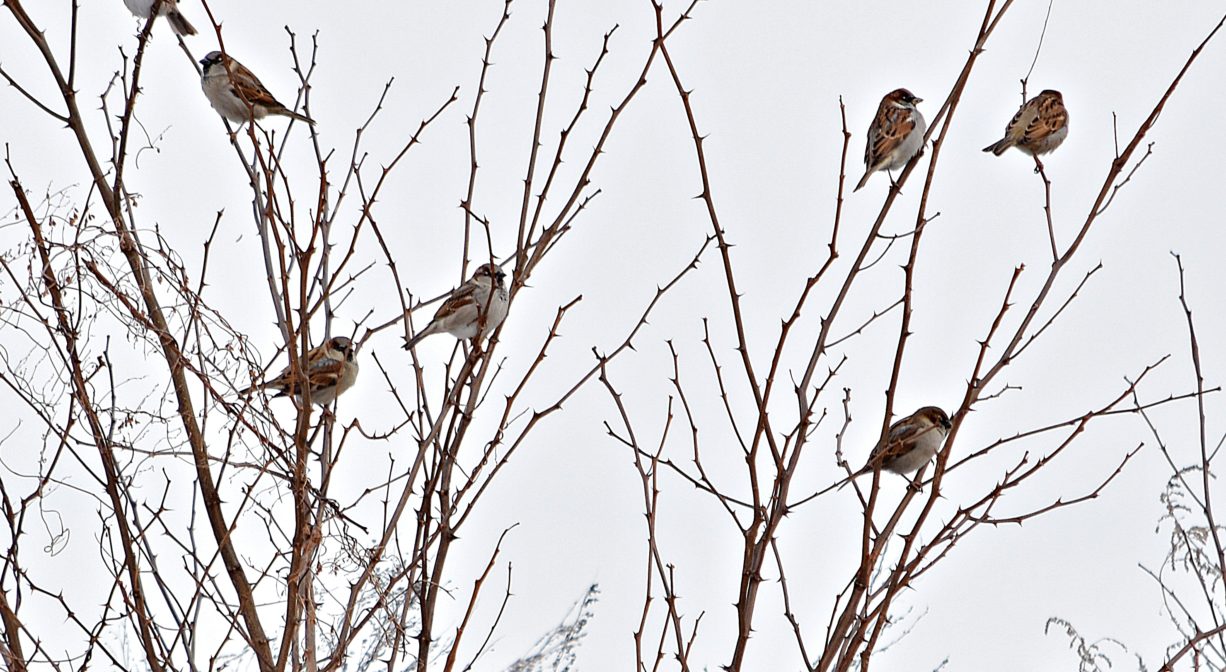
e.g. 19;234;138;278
1004;99;1034;140
256;344;327;392
870;417;944;464
1024;98;1067;144
885;419;919;445
868;420;915;461
229;62;286;110
270;357;342;396
304;357;344;390
866;103;916;167
431;283;478;321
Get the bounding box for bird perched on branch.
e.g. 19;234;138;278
199;51;315;125
123;0;196;36
983;89;1068;157
241;336;359;405
854;88;927;192
404;263;509;350
842;406;952;488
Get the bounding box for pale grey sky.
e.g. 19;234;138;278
2;1;1225;670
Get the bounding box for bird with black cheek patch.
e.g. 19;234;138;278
404;263;509;350
241;336;359;405
199;51;315;126
841;406;952;489
855;88;927;192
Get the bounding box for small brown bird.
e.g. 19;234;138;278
404;263;509;350
983;89;1068;156
199;51;314;125
241;336;358;405
842;406;952;488
123;0;196;36
855;88;927;192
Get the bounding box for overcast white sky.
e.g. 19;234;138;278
3;1;1226;670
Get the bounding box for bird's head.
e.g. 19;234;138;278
887;88;923;109
916;406;952;430
199;51;225;70
474;262;507;286
329;336;357;361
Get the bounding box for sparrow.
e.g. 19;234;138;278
983;90;1068;156
123;0;197;36
199;51;314;125
404;263;509;350
842;406;952;488
241;336;359;405
854;88;927;192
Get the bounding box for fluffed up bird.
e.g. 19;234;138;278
404;263;509;350
123;0;196;36
854;88;927;192
983;89;1068;157
841;406;952;488
199;51;315;125
241;336;359;405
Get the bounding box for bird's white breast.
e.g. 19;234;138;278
885;111;927;171
337;361;359;394
484;287;509;332
885;425;946;474
123;0;157;18
202;68;253;124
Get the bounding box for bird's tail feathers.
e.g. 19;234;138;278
166;10;197;36
853;170;872;192
240;381;293;399
403;329;431;351
279;108;316;125
982;139;1011;156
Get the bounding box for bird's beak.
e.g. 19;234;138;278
942;418;952;429
913;97;924;104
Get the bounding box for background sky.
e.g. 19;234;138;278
3;1;1226;670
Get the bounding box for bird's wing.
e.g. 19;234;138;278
1022;98;1067;145
866;103;917;168
1002;99;1038;143
867;418;941;464
867;420;914;460
431;283;480;321
272;357;345;397
303;356;345;390
229;62;288;111
885;419;920;445
248;345;343;395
